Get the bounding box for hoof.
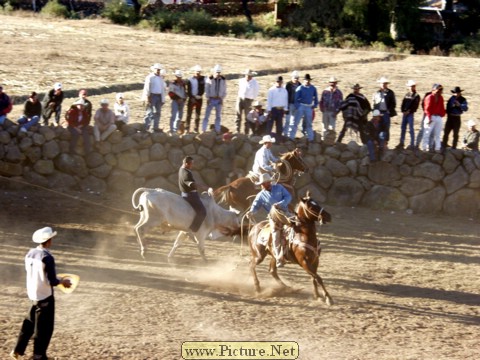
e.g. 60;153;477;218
325;296;334;306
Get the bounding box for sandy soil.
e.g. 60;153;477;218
0;14;480;360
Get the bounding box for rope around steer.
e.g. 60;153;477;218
0;174;137;216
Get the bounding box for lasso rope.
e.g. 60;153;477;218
0;174;137;216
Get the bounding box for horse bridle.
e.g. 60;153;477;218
289;150;309;174
300;199;325;224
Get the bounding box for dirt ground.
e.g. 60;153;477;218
0;14;480;360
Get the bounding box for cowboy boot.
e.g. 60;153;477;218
272;230;285;268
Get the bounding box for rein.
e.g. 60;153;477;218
298;200;325;224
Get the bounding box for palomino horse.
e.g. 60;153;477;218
248;192;333;305
214;148;308;213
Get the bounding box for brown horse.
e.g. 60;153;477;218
214;148;308;213
248;192;333;305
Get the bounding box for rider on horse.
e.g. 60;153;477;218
178;156;213;232
252;135;279;176
246;173;292;268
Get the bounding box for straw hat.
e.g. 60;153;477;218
192;64;202;72
406;80;416;87
213;64;222;73
259;135;276;144
255;173;273;185
377;77;390;83
57;273;80;294
328;76;339;83
174;70;183;78
32;227;57;244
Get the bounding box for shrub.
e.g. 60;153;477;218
102;0;139;26
40;0;69;18
173;10;219;36
149;10;180;32
1;1;14;13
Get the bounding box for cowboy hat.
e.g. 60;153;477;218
244;69;257;76
255;173;273;185
100;99;109;105
259;134;276;144
304;74;312;81
57;273;80;294
174;70;183;78
192;64;202;72
328;76;339;83
467;119;476;127
253;100;263;107
291;70;300;79
212;64;222;73
151;63;163;71
377;77;390;83
372;109;382;117
451;86;464;93
406;80;416;87
32;227;57;244
351;83;363;89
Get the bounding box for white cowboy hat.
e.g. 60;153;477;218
406;79;416;87
291;70;300;79
192;64;202;72
244;69;257;76
372;109;382;117
151;63;163;71
100;98;109;105
467;119;476;127
212;64;222;73
377;77;390;83
259;135;276;144
160;69;167;76
32;227;57;244
253;100;263;107
174;70;183;78
328;76;339;83
255;173;273;185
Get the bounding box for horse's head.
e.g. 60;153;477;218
296;191;332;224
280;148;309;174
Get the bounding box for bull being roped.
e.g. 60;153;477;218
131;187;240;260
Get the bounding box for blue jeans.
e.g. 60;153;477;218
170;99;185;132
367;133;386;161
267;108;284;141
68;126;91;154
381;112;391;142
17;115;40;131
144;94;163;131
289;104;314;141
284;103;296;136
202;98;222;133
400;113;414;146
0;114;6;125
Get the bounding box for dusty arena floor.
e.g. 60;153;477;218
0;14;479;360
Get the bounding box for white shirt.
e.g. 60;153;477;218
267;85;289;112
253;146;278;174
142;73;166;101
189;77;199;97
25;247;55;301
114;102;130;124
237;77;259;100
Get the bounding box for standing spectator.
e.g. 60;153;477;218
443;86;468;149
266;76;288;141
142;63;166;132
202;64;227;134
319;76;343;138
114;93;130;131
235;69;260;134
246;100;268;136
0;85;13;126
284;71;301;137
185;65;205;133
78;89;92;123
462;119;479;152
337;83;371;144
396;80;420;150
17;91;42;133
422;83;446;153
42;82;63;126
168;70;187;135
9;226;72;360
415;90;434;150
65;99;91;154
365;110;387;163
93;99;116;143
372;77;397;145
288;74;318;142
252;134;278;176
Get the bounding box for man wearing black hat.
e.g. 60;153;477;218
443;86;468;149
266;76;288;141
287;74;318;142
337;83;371;144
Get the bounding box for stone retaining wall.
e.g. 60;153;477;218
1;121;479;217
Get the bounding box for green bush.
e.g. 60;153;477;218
149;10;180;32
102;0;139;26
173;10;219;36
40;0;69;18
1;1;14;13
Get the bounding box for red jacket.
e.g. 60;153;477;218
424;93;445;118
66;106;90;127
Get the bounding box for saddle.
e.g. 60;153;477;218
255;223;292;258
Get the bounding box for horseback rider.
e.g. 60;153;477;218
252;134;279;177
178;156;213;232
246;173;292;268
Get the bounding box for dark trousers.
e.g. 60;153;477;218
186;97;203;132
68;126;91;154
443;114;461;149
183;192;206;233
14;295;55;358
267;108;284;142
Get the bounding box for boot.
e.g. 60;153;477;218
272;231;285;268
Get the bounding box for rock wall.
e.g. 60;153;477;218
1;121;479;217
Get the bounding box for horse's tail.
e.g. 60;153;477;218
131;187;154;212
213;185;231;205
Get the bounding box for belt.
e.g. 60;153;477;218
274;106;285;110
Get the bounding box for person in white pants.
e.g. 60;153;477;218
422;84;445;152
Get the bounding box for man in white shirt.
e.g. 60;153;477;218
252;134;279;176
266;76;289;142
142;63;166;132
235;69;260;134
